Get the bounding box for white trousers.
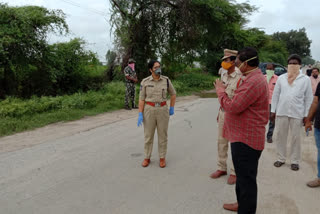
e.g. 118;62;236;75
274;116;303;164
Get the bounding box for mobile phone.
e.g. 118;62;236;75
306;128;310;136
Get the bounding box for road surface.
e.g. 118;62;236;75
0;96;319;214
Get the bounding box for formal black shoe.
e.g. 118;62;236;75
124;106;131;110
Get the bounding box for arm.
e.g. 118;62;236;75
305;96;318;131
304;78;313;117
217;79;258;114
271;77;281;113
125;75;138;83
170;94;176;107
138;100;145;113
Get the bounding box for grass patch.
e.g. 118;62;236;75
0;72;218;137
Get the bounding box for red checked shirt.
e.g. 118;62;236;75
217;69;269;151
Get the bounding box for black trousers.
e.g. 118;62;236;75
231;142;262;214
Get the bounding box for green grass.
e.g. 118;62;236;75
0;72;217;137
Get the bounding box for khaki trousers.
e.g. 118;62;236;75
274;116;302;164
143;104;170;159
217;109;235;175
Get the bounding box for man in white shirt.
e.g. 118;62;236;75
271;54;313;171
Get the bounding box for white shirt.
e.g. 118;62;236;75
271;73;313;119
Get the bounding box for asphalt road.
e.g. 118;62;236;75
0;97;319;214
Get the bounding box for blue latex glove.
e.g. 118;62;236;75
137;112;143;127
169;106;174;116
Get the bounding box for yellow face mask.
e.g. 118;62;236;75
221;61;233;70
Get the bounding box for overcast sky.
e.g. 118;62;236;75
2;0;320;62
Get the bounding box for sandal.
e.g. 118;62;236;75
274;161;285;167
291;164;299;171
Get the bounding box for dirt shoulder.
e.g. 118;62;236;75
0;95;200;154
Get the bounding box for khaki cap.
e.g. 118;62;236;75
221;49;238;60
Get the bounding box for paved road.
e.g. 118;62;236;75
0;98;319;214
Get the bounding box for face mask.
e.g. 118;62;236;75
128;63;135;71
221;61;233;70
155;68;162;75
288;64;300;74
238;56;258;73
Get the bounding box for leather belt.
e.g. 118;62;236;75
146;101;167;107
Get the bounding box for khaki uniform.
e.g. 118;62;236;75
139;75;176;158
217;68;242;174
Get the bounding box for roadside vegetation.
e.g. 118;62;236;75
0;2;314;137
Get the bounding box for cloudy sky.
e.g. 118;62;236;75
2;0;320;62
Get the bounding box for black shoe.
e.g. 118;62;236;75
274;161;285;167
132;106;138;109
267;138;273;143
125;106;131;110
291;164;299;171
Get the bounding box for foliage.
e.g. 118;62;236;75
272;28;311;57
0;3;68;97
109;0;255;77
302;56;316;65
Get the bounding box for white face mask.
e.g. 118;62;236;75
155;68;162;75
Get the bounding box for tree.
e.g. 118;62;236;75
272;28;311;57
0;4;68;97
109;0;255;77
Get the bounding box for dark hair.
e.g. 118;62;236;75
148;60;160;70
287;54;301;65
229;56;236;61
237;47;259;67
313;67;320;72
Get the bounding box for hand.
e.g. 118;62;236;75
169;106;174;116
304;118;312;132
270;113;276;123
214;79;226;90
137;112;143;127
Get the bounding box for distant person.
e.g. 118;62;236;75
215;47;269;213
306;64;313;77
305;82;320;188
271;54;313;171
310;68;320;95
265;63;278;143
210;49;241;185
137;60;176;168
124;58;138;110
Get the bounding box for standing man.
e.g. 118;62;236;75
215;47;269;213
137;60;176;168
310;67;320;95
305;82;320;188
124;58;138;110
210;49;241;185
265;63;278;143
271;54;313;171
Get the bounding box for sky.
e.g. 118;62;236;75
2;0;320;62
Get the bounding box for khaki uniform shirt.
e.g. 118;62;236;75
221;68;242;99
139;75;176;102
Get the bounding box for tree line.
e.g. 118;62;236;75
0;1;314;99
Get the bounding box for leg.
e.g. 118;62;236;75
156;105;170;159
288;117;302;165
124;83;130;108
129;83;136;108
231;142;262;214
267;105;275;141
143;105;157;159
314;128;320;178
217;110;229;172
275;116;289;163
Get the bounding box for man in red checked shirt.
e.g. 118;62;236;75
215;47;269;214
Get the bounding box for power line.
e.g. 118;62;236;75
59;0;109;17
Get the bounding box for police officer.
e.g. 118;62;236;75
124;58;138;110
137;60;176;168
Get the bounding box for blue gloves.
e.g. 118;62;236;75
137;112;143;127
169;106;174;116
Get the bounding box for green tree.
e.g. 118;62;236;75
0;4;68;97
272;28;311;57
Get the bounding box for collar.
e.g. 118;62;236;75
149;75;163;81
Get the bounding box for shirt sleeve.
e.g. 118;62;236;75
271;76;281;113
168;79;176;95
315;83;320;98
124;67;130;76
139;80;146;100
304;78;314;117
218;78;260;114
